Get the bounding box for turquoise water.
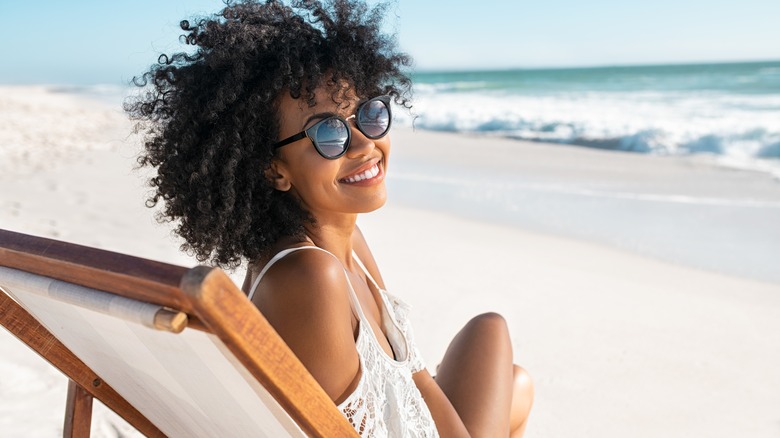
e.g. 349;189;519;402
413;61;780;95
403;61;780;174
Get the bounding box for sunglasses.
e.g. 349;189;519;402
273;95;392;159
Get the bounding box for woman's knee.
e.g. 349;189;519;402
447;312;513;360
467;312;508;331
463;312;510;341
510;365;535;434
513;365;534;404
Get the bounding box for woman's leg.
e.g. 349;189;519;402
434;312;515;437
509;365;534;437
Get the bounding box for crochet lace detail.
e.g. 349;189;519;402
246;246;438;437
337;290;439;437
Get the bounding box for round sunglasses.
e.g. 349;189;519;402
273;95;392;159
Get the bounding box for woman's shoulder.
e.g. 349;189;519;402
250;245;361;402
254;245;351;308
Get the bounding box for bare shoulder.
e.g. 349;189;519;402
251;248;360;402
256;248;350;304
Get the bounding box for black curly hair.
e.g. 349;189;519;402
125;0;412;268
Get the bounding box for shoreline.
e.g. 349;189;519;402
2;86;779;437
388;126;780;285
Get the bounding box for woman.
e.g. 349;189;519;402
127;1;533;436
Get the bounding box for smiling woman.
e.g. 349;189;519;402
268;88;390;217
125;1;532;436
124;0;412;268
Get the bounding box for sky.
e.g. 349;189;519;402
1;0;779;85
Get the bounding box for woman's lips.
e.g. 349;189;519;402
340;161;383;184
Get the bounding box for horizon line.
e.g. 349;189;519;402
411;58;780;75
2;58;778;88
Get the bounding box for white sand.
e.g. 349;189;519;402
1;86;779;437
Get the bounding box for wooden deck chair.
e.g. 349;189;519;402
0;228;358;437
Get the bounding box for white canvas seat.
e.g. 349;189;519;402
0;228;357;437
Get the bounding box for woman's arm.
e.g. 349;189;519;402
413;370;471;437
250;249;361;403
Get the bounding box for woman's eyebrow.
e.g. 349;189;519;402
304;112;337;126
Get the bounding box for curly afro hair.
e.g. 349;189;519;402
125;0;412;269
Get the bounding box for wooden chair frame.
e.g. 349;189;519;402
0;228;357;437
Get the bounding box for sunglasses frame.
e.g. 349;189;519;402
273;95;392;160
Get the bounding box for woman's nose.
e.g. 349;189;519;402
345;124;375;158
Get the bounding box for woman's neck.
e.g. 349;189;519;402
303;214;358;269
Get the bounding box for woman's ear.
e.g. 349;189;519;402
264;161;292;192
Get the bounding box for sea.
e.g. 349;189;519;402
400;60;780;178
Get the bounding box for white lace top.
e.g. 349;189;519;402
248;246;439;437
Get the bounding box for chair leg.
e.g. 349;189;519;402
63;379;93;438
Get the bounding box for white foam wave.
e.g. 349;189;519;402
758;67;780;75
396;87;780;180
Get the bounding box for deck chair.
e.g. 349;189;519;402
0;228;358;437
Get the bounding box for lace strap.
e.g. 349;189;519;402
248;246;332;301
351;251;382;291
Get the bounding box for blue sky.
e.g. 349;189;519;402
1;0;779;85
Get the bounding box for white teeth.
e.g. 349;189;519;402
344;164;379;183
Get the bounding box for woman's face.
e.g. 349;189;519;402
270;85;390;220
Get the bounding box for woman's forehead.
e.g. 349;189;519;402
279;85;360;120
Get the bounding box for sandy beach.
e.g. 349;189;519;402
1;86;779;437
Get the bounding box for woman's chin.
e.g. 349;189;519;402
355;191;388;214
369;197;388;212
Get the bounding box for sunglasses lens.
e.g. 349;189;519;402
358;98;390;138
314;118;350;158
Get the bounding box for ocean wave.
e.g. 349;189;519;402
758;67;780;76
403;63;780;179
396;89;780;163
